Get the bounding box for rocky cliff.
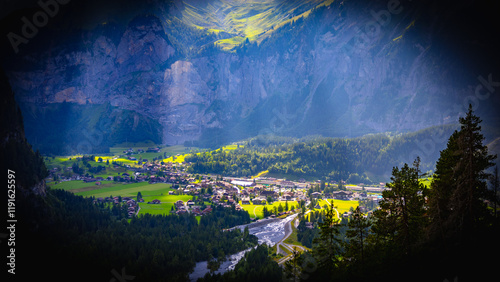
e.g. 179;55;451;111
0;68;47;194
1;0;499;150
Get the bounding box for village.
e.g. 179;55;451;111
47;148;387;219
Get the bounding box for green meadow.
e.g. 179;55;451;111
52;180;197;216
45;143;201;217
239;201;299;219
138;193;193;216
44;144;191;171
239;199;359;219
314;199;359;219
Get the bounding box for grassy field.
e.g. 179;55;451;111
138;193;193;216
314;199;359;219
163;154;187;163
79;183;173;198
239;203;264;219
50;180;117;192
53;180;197;216
239;200;299;219
44;144;191;170
53;181;170;198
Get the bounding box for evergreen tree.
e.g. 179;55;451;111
284;247;303;282
428;130;461;240
312;200;342;276
372;158;427;255
344;206;371;268
429;105;496;240
262;206;270;218
452;105;496;234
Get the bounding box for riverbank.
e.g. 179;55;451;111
190;214;296;281
229;217;281;231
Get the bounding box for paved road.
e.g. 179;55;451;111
275;213;312;265
276;214;297;256
277;244;305;265
275;201;341;264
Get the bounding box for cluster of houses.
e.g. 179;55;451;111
240;187;306;205
94;196;140;218
172;199;214;216
48;153;389;220
122;147;160;155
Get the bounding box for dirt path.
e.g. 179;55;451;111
324;199;340;218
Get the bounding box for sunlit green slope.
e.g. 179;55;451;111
177;0;332;51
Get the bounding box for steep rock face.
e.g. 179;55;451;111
1;0;499;149
7;15;173;108
160;60;209;144
0;68;47;194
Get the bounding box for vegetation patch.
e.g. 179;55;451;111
75;182;168;198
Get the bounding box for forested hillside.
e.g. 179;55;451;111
186;124;459;181
1;68;256;281
15;189;256;281
283;106;499;282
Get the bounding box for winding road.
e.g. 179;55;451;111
275;201;341;265
274;213;309;265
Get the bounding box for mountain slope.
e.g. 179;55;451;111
1;0;499;151
177;0;330;50
0;68;47;193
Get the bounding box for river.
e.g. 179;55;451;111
189;215;297;281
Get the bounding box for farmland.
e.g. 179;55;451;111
315;199;359;218
239;201;299;219
138;193;194;216
52;180;194;216
240;199;359;218
44;144;192;172
46;141;362;221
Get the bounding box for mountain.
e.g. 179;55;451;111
1;0;499;152
0;68;47;194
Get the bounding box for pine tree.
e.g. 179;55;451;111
371;158;427;255
428;130;461;240
452;105;496;233
429;105;496;240
344;206;371;268
284;247;302;282
312;200;342;276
